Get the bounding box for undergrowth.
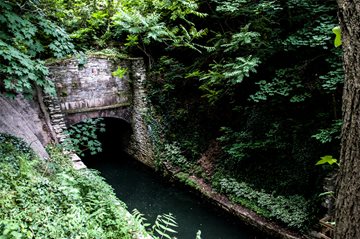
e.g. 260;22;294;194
149;112;315;232
0;133;149;239
212;172;315;232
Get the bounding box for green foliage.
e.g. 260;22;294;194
246;1;341;102
199;56;260;103
143;0;340;233
111;0;207;63
218;124;287;163
112;66;128;78
316;155;339;166
0;1;74;96
132;209;203;239
224;56;260;84
113;10;168;45
62;118;105;156
250;67;312;103
197;23;262;103
132;209;151;228
211;0;282;17
315;155;338;202
221;25;261;52
151;213;178;239
76;52;88;68
312;120;342;144
318;48;344;93
132;209;179;239
282;0;336;48
215;176;311;231
0;133;149;239
284;16;335;50
40;0;117;48
332;26;342;47
159;143;190;170
175;172;200;189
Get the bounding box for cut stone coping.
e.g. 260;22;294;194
45;54;142;65
64;102;132;114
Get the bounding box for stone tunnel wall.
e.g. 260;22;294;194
127;59;155;167
48;56;132;125
47;56;155;167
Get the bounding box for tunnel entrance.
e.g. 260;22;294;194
80;117;133;167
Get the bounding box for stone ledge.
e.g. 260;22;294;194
64;102;132;114
46;54;143;66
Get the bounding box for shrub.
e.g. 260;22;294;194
0;133;149;239
215;176;311;231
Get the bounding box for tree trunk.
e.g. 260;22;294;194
335;1;360;238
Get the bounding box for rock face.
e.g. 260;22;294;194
0;93;52;158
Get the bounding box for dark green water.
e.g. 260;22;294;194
83;152;272;239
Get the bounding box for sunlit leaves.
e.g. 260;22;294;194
112;66;128;78
113;10;168;44
332;26;342;47
0;40;54;95
316;155;339;166
36;16;75;58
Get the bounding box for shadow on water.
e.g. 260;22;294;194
82;118;274;239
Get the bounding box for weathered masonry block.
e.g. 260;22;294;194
47;56;155;167
48;56;132;125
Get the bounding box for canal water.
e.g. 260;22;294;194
83;151;272;239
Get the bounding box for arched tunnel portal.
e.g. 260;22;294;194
70;117;134;167
46;56;154;167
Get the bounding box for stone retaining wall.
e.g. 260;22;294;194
48;56;132;125
47;56;155;167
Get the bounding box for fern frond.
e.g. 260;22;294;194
152;213;178;239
